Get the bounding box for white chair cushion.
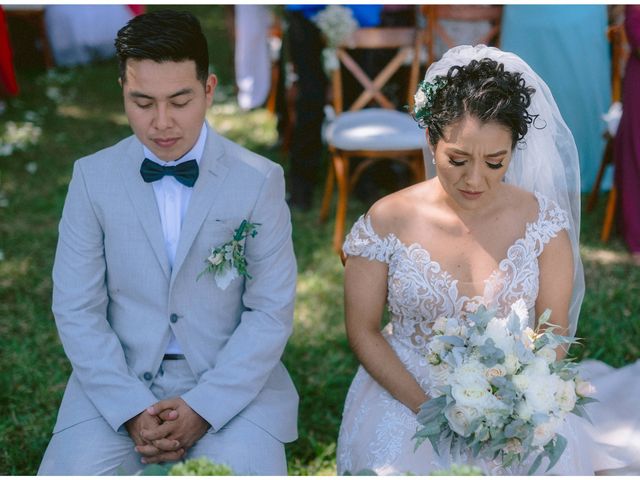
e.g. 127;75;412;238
325;108;426;151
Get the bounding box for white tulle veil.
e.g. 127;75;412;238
421;45;584;337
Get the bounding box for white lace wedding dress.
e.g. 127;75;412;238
336;192;628;475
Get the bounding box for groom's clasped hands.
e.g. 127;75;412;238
125;398;209;464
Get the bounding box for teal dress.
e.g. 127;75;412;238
501;5;611;192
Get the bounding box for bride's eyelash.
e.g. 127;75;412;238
447;158;504;169
486;161;504;170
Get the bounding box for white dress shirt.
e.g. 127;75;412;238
143;123;208;355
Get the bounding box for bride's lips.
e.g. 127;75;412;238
153;137;179;148
459;189;483;200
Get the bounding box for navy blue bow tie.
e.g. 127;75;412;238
140;158;199;187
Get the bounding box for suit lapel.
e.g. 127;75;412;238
118;139;171;279
171;128;229;286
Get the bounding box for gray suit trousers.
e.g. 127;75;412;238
38;359;287;475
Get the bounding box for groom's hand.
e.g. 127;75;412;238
125;409;185;464
140;397;210;460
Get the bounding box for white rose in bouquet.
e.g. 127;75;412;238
555;379;578;412
445;317;467;337
444;404;481;437
429;337;446;357
484;406;509;428
428;362;452;388
504;353;520;375
532;417;561;447
515;399;534;421
452;358;486;379
451;380;494;410
575;378;596;397
524;356;550;377
484;317;515;354
524;373;560;414
512;373;530;393
485;363;507;381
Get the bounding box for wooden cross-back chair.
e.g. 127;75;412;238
319;27;427;256
421;5;503;64
586;23;629;242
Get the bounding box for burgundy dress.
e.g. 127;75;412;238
614;6;640;254
0;7;19;97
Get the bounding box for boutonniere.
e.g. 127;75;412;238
197;220;260;290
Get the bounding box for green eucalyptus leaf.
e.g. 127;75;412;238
427;433;442;456
572;404;593;423
417;396;447;424
545;434;567;472
416;420;444;437
439;335;465;347
536;309;552;326
527;451;545;475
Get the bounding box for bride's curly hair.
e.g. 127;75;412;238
422;58;537;148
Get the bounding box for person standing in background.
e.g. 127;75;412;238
0;6;19;98
614;5;640;264
44;5;139;66
284;5;383;211
234;5;271;111
501;5;611;193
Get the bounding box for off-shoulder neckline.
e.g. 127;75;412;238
356;191;551;290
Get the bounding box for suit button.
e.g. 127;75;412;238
170;313;179;323
143;372;153;381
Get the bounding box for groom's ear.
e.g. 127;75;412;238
118;77;123;88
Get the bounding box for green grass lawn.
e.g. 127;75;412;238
1;6;639;475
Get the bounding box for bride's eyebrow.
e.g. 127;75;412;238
448;148;471;155
445;148;508;157
486;150;508;158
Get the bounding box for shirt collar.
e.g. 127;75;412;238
143;122;208;166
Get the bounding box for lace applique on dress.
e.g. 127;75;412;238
342;214;400;263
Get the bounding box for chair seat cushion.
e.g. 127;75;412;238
325;108;426;151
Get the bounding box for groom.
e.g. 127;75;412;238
38;10;298;475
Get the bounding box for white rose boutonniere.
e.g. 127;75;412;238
197;220;259;290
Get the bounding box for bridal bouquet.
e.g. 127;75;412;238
414;300;596;474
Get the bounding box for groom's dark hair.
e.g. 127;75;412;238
115;10;209;85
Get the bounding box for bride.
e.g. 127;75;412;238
336;45;640;475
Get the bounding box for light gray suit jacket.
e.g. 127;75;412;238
51;126;298;443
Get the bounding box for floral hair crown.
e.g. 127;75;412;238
413;77;447;129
